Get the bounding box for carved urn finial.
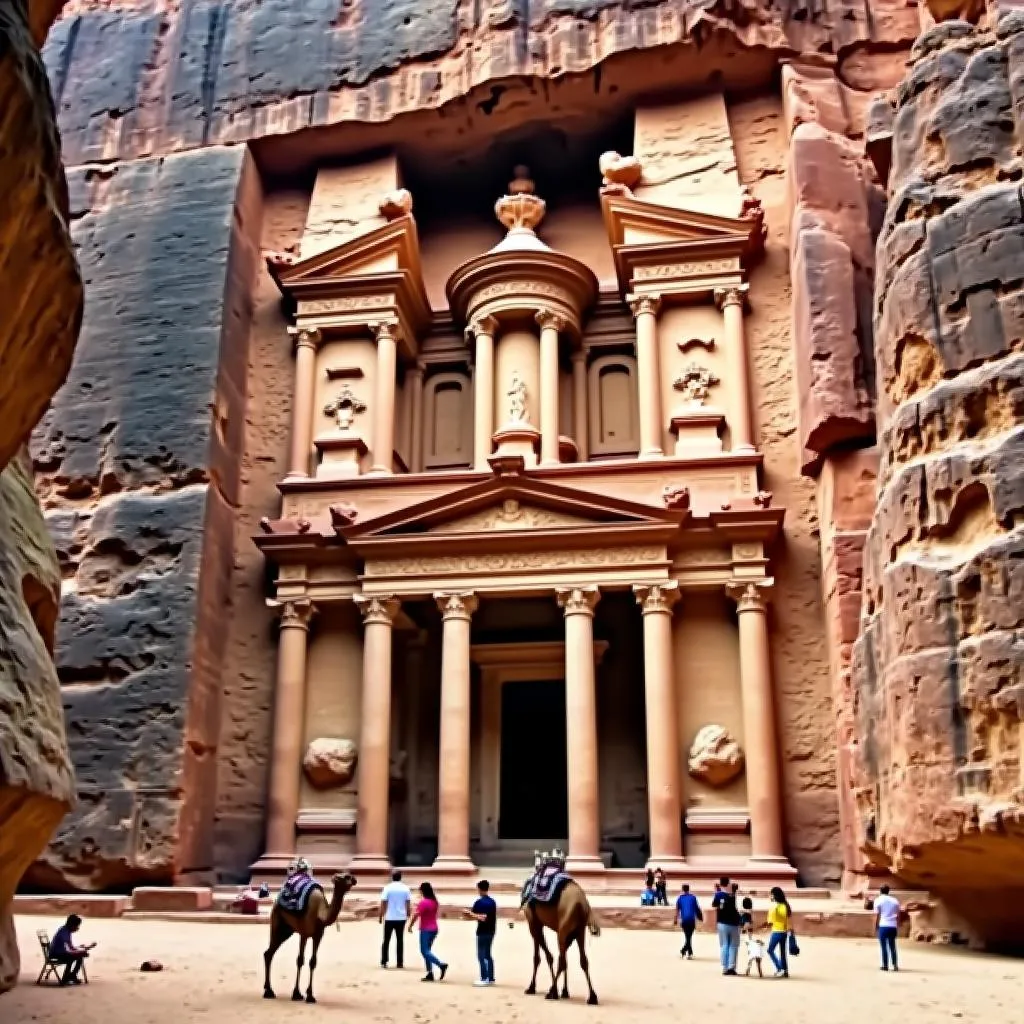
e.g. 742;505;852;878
495;165;546;236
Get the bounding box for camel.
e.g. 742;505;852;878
263;872;357;1003
523;879;601;1004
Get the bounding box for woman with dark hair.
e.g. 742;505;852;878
409;881;448;981
766;887;792;978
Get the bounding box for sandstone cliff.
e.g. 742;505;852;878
853;12;1024;949
0;0;80;993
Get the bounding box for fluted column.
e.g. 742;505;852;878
264;598;315;859
571;350;588;461
352;594;400;869
727;579;785;861
369;320;399;474
285;327;321;479
433;592;478;870
536;311;565;466
407;361;425;473
628;294;664;458
634;582;685;865
557;586;603;871
469;317;498;470
715;284;754;454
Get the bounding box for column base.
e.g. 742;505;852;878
744;855;799;881
431;855;478;874
564;855;607;875
282;471;311;482
733;443;757;455
348;853;393;874
646;855;688;870
365;466;393;477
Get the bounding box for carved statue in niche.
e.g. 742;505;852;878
323;383;367;430
507;371;528;423
673;363;720;407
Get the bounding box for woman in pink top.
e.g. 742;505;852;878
409;882;448;981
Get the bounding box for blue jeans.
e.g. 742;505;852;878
419;930;444;975
767;931;789;974
878;926;898;969
717;923;740;971
476;933;495;982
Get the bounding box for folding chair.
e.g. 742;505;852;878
35;930;89;985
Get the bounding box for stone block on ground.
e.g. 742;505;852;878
131;887;213;913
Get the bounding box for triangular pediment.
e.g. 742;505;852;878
345;475;679;541
601;193;752;249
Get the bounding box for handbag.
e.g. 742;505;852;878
787;931;800;956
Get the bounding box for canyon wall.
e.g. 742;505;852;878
33;0;927;888
852;12;1024;947
0;0;80;992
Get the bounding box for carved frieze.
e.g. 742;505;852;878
298;294;392;315
365;546;664;578
438;499;591;533
634;258;739;281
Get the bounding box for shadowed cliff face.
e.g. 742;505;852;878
0;0;81;994
852;13;1024;950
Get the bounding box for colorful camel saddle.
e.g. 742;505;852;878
276;873;322;914
521;859;572;907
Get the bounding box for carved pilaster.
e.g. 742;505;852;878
287;325;322;352
354;594;401;625
556;586;600;617
270;597;315;630
369;318;400;343
627;293;662;319
714;284;750;311
726;577;773;613
435;591;479;621
634;581;679;616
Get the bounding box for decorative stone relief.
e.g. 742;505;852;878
507;370;528;423
635;259;738;281
662;484;691;511
303;737;358;789
435;591;479;619
329;503;359;531
323;383;366;430
495;165;546;233
599;150;643;194
678;336;715;353
673;363;720;407
688;725;745;787
378;188;413;220
365;546;664;577
556;585;600;615
439;500;591;533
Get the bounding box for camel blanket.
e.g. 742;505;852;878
276;874;322;914
521;865;572;907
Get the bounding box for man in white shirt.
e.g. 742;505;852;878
874;884;902;971
379;870;412;968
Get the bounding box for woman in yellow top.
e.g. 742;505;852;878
766;887;792;977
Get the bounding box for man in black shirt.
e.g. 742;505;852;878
465;879;497;986
711;877;742;975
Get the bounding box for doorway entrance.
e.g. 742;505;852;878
499;679;568;840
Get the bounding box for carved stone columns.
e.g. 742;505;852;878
285;327;321;479
407;361;425;473
628;294;664;459
715;285;755;454
536;311;565;466
352;594;401;869
469;317;497;470
264;599;315;858
727;579;786;861
557;586;604;871
635;582;685;865
369;320;399;474
571;350;588;461
433;592;479;870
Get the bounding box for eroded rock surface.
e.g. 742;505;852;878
303;739;358;789
687;725;745;788
852;14;1024;949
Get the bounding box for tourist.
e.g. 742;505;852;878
765;887;792;978
653;867;668;906
408;882;448;982
378;869;412;968
673;883;702;959
711;876;742;975
740;895;754;930
874;884;902;972
49;914;96;986
645;867;655;892
232;882;270;915
640;881;657;907
464;879;497;986
743;918;765;978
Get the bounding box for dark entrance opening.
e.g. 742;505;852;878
499;679;568;840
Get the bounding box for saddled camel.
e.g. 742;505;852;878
263;872;357;1003
523;879;601;1004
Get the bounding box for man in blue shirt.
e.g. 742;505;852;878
465;879;497;986
49;914;95;985
673;884;703;959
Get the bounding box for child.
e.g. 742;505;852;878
743;921;765;977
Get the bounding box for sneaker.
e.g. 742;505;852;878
439;964;448;981
422;975;435;982
773;970;785;978
473;980;490;987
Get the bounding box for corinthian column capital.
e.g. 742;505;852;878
627;293;662;318
633;581;679;615
354;594;401;625
535;309;569;333
269;597;315;629
713;284;750;311
435;591;479;621
466;315;499;341
287;325;322;351
368;319;400;343
556;586;600;617
726;577;773;613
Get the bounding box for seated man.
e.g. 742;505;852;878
232;882;270;915
50;914;95;985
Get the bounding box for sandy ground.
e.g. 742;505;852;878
9;916;1023;1024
